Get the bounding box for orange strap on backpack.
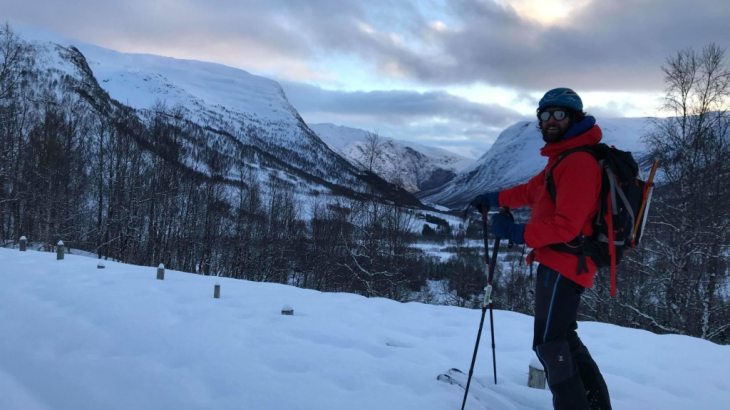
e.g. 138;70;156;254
633;161;659;239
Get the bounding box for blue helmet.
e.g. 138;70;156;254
538;88;583;112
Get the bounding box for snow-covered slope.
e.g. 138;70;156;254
1;247;729;410
311;123;474;192
17;27;414;203
419;117;653;209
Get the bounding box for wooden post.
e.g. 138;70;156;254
214;283;221;299
281;304;294;315
19;236;27;252
157;264;165;280
528;362;546;389
56;240;64;260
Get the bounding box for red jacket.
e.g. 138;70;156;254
498;125;602;288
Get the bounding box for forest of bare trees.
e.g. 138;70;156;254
579;43;730;344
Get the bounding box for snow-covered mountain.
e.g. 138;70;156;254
17;27;418;205
13;27;657;212
418;117;654;209
310;123;474;193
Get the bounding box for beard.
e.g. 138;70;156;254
541;119;573;143
541;128;564;143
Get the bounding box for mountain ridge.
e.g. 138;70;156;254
310;123;474;193
418;117;653;209
17;26;420;207
14;26;654;212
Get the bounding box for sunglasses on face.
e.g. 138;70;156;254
539;110;568;121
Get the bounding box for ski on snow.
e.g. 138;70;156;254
437;368;470;389
437;368;490;409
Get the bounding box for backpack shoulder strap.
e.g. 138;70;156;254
546;146;599;201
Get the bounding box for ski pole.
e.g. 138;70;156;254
487;207;512;385
461;207;509;410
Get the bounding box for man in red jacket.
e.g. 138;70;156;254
470;88;611;410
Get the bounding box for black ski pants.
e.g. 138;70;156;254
533;264;611;410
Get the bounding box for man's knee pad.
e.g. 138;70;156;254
536;340;578;386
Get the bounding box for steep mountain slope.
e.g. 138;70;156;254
419;117;653;209
19;27;418;205
310;123;474;193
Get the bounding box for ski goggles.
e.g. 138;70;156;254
538;109;568;121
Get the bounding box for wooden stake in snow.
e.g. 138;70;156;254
56;241;64;260
19;236;27;252
97;262;105;269
157;264;165;280
528;359;546;389
281;305;294;315
214;284;221;299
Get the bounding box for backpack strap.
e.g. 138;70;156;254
545;146;601;276
545;146;599;202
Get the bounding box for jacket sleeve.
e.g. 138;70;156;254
523;152;601;248
498;172;545;210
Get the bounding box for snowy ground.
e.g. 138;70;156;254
0;247;728;410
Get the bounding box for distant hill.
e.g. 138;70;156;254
310;123;474;193
418;117;654;209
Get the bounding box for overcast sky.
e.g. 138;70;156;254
4;0;729;157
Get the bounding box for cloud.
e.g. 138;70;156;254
385;0;730;92
282;82;520;124
5;0;728;94
280;81;526;157
4;0;728;156
3;0;323;79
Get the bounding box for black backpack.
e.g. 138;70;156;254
546;143;655;296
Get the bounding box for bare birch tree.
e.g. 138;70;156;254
637;43;730;343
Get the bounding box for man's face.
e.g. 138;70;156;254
539;107;572;143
